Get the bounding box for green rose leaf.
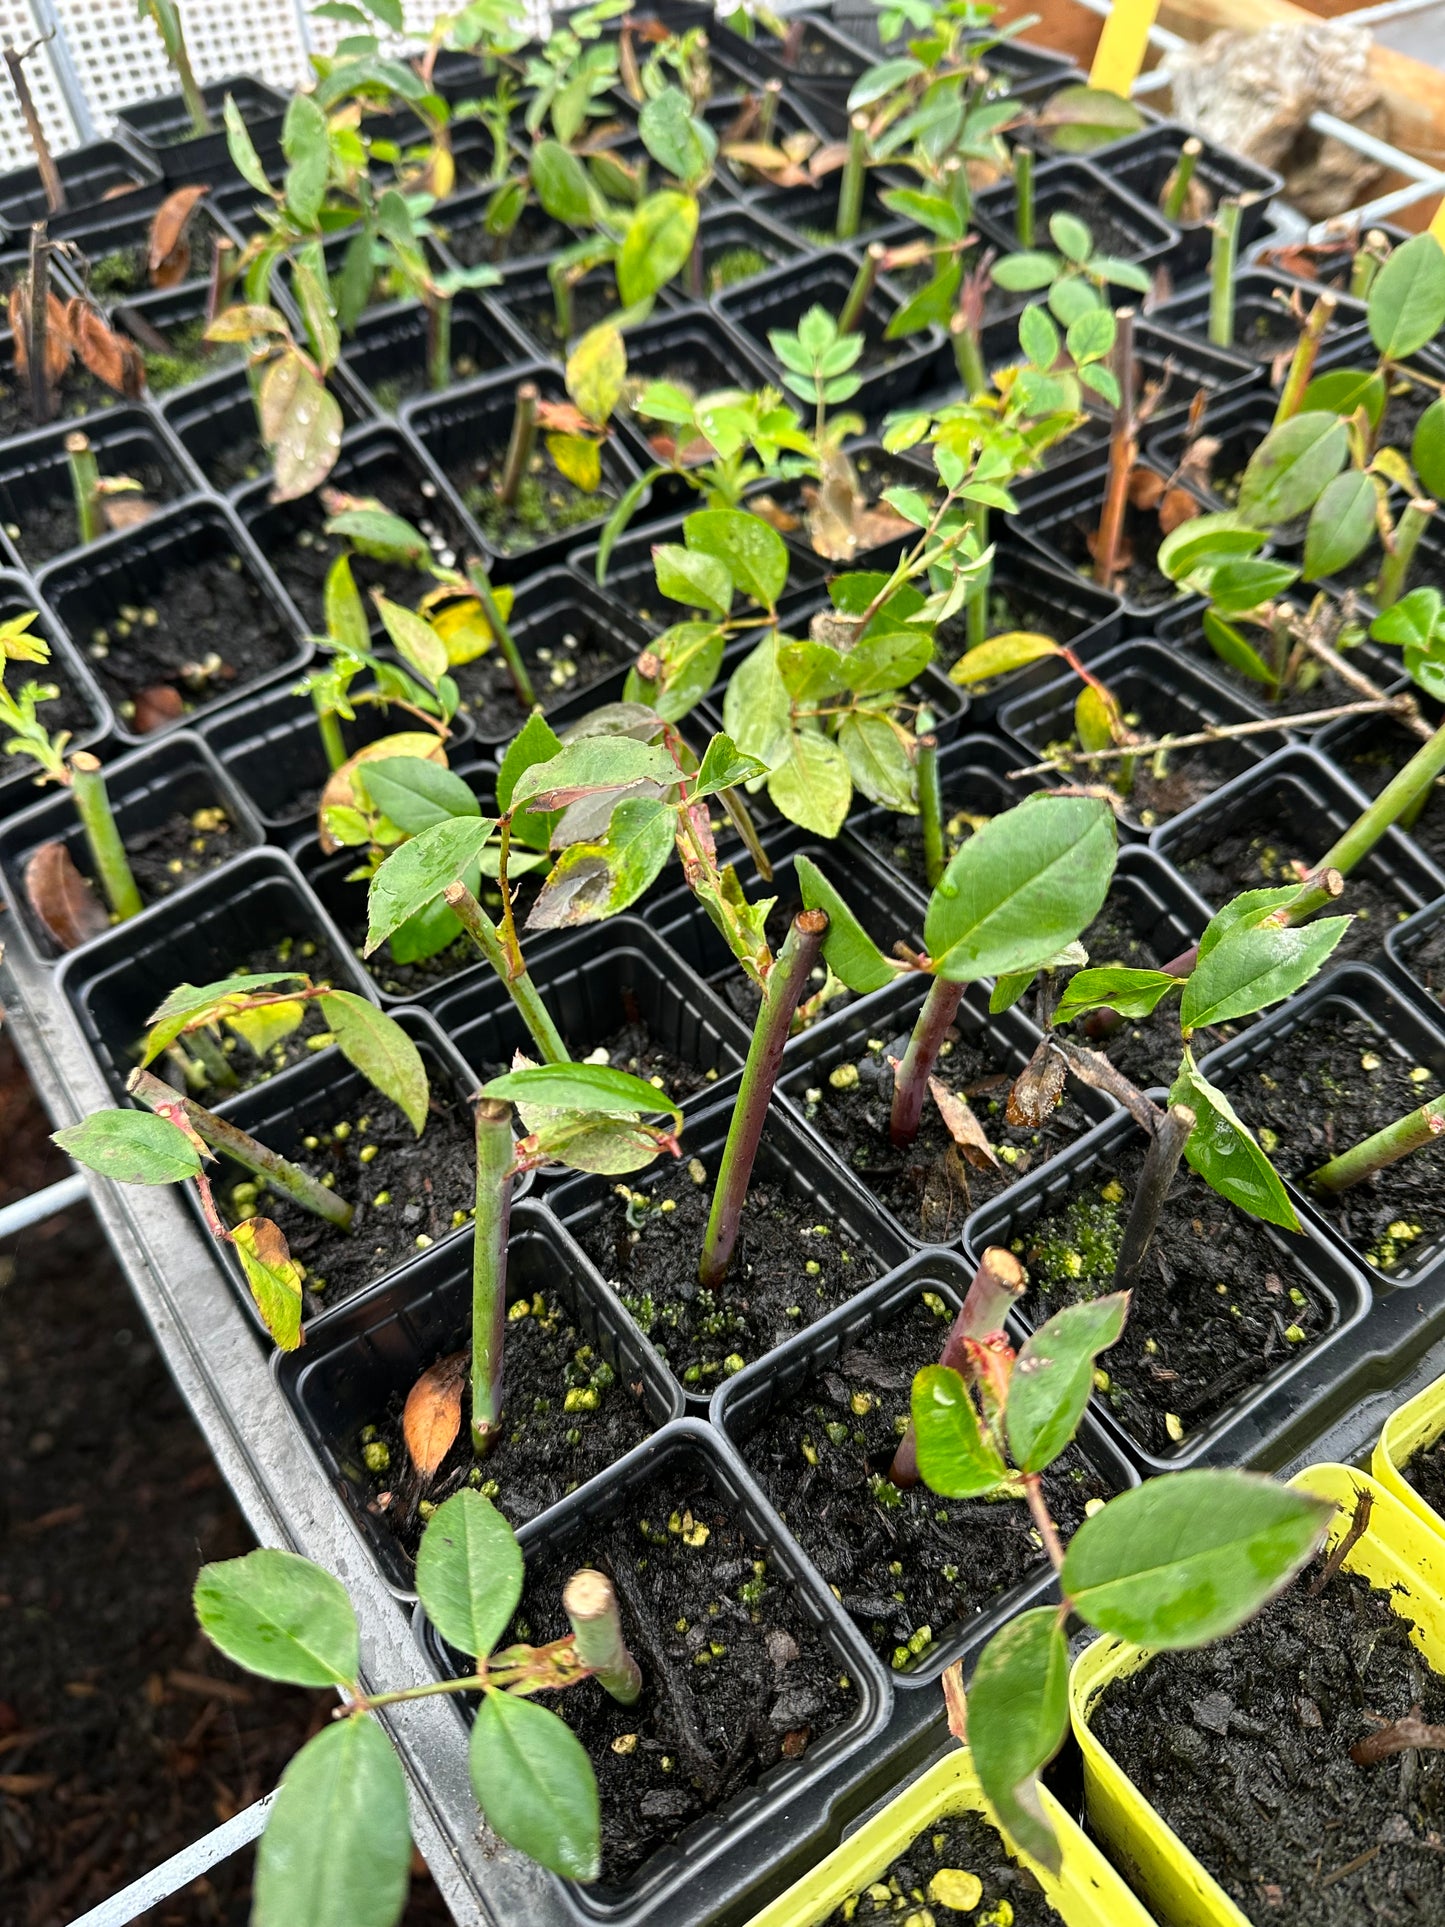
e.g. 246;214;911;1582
965;1608;1070;1874
415;1489;524;1658
253;1716;412;1927
795;853;901;995
685;508;789;611
194;1548;358;1686
359;756;479;834
1237;412;1349;528
1169;1051;1299;1230
1179;918;1351;1031
911;1364;1010;1497
365;816;497;954
470;1692;601;1881
1006;1293;1130;1474
483;1061;681;1125
320;992;430;1134
1368;232;1445;363
53;1109;203;1185
1052;966;1184;1026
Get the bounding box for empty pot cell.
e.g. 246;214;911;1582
42;503;303;738
0;410;187;569
1153;268;1363;365
161;364;365;494
339;295;527;413
693;206;803;297
116;78;287;176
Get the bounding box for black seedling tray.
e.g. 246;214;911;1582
1386;896;1445;1018
116;77;288;183
0;139;159;232
336;292;535;416
159;360;371;496
569;509;827;636
1150;266;1368;368
974;156;1176;265
491;257;680;362
1101;123;1282;275
0;406;192;573
713;11;873;132
1151;593;1401;728
1019;457;1210;630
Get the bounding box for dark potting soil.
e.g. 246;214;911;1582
0;360;128;440
359;1289;655;1565
118;803;242;904
83;213;224;300
1003;191;1147;263
2;453;173;569
1039;725;1238;829
1174;619;1373;723
84;549;297;728
193;420;269;492
332;869;521;1000
855;768;1014;893
577;1157;877;1394
440;200;571;269
1401;917;1445;1009
1226;1010;1445;1274
450;606;633;735
822;1807;1058;1926
1327;716;1445;869
1402;1434;1445;1523
775;30;857;75
253;473;464;631
493;1457;859;1889
458;443;615;557
478;1011;722;1110
1013;1142;1332;1456
1227;301;1304;364
796;1026;1094;1244
223;1084;475;1312
506;274;627;355
1173;815;1413;961
742;1289;1114;1671
1049;499;1178;609
1094;1560;1445;1925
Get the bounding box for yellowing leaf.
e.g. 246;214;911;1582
548;431;602;492
318;732;449;851
225;999;308;1056
565;322;626;428
231;1217;303;1350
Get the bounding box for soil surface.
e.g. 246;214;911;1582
1036;723;1244;830
855;764;1015;892
82;548;297;730
503;273;629;355
359;1287;657;1567
1402;1434;1445;1524
1172;612;1379;723
1401;916;1445;1009
0;1031;445;1924
439;200;571;269
452;602;635;740
457;440;615;558
0;359;129;440
223;1080;476;1312
823;1807;1058;1925
486;1454;860;1891
741;1288;1115;1669
795;1021;1096;1244
1094;1558;1445;1925
1059;894;1198;1090
576;1155;880;1395
1327;715;1445;870
124;806;243;903
2;449;175;570
1011;1140;1332;1457
1226;1009;1445;1275
1045;497;1178;609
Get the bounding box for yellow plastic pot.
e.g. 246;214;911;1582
1373;1369;1445;1537
744;1747;1157;1927
1069;1464;1445;1927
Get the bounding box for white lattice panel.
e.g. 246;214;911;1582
53;0;311;129
0;0;79;174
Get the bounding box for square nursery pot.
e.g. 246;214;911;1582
611;308;772;499
276;1201;686;1597
198;678;468;840
336;292;534;416
690;203;808;302
846;731;1043;902
0;407;194;573
778;975;1119;1250
426;177;584;280
0;577;110;821
0;729;263;964
402;362;644;581
963;1106;1372;1475
51;182;241;311
742;174;912;252
548;1088;912;1408
999;638;1290;838
415;1417;894;1927
1196;962;1445;1293
568;510;827;637
974;158;1177;270
56;844;375;1107
430;915;750;1113
1099;123;1282;277
37;496;309;747
158;360;370;496
0;140;159;232
1153;745;1445;969
235;421;475;637
491;256;679;363
1020;458;1214;630
713;12;873;132
1318;694;1445;877
115;78;288;183
202;1005;483;1338
712;1253;1137;1756
717;250;947;422
1151;265;1368;369
1386;895;1445;1021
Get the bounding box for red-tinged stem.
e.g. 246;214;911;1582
890;1248;1026;1486
1024;1472;1066;1573
889;976;964;1149
1092;307;1136;589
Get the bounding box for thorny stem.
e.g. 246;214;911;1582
1161;137;1201;222
890;976;965;1150
1024;1473;1066;1573
1209;200;1241;349
917;734;945;889
1274;293;1337;425
1311;1091;1445;1193
1092;307;1136;590
464;559;538;709
699;909;828;1291
26;223;52;427
127;1067;355;1228
838;244;884;338
66;433;102;546
1007;696;1416;776
471;1097;514;1455
497;380;539;511
837;112;868;242
69;753;142;920
1291;719;1445;920
444;880;570;1064
1014;144;1034;248
1375;498;1437;610
890;1248;1026;1486
1113;1102;1195;1293
563;1571;642;1704
3;40;65;214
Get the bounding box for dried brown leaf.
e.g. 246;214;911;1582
1127;466;1166;511
132;684;185;733
148;185;208;288
24;840;108;951
101;491;157;533
927;1077;1000;1171
65;300;145;397
1007;1039;1067;1127
534;397;591;436
8;285;73;388
1158;486;1201;535
403;1348;467;1481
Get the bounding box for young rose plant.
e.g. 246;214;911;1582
194;1487;642;1926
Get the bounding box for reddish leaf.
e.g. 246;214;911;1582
1158;487;1202;535
1127;466;1165;511
132;684;185;733
928;1077;1001;1171
148;185;208;288
24;841;109;950
403;1349;467;1481
259;346;343;502
8;285;73;389
65;300;145;397
1007;1040;1067;1127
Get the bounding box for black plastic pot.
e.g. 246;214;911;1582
56;844;375;1106
0;728;264;964
712;1252;1137;1758
1153;745;1445;966
116;77;288;184
998;639;1290;838
1152;594;1401;731
568;509;827;638
337;292;535;416
0;140;159;233
845;731;1041;902
974;157;1177;268
1145;390;1287;520
745;175;912;251
491;256;680;363
402;361;644;582
415;1417;894;1927
963;1106;1372;1476
158;360;371;496
0;406;192;573
431;915;751;1107
1101;124;1282;277
1149;266;1368;367
691;202;808;302
277;1200;686;1597
1196;962;1445;1293
778;974;1120;1249
0;576;111;822
1019;457;1210;630
50;181;240;310
717;250;947;422
611;307;773;503
1385;895;1445;1019
712;11;874;134
37;495;308;747
1316;694;1445;876
235;420;476;638
549;1088;912;1408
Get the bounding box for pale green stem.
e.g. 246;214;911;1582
443;881;570;1065
1312;1092;1445;1193
69;753;142;920
1209;200;1241;349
